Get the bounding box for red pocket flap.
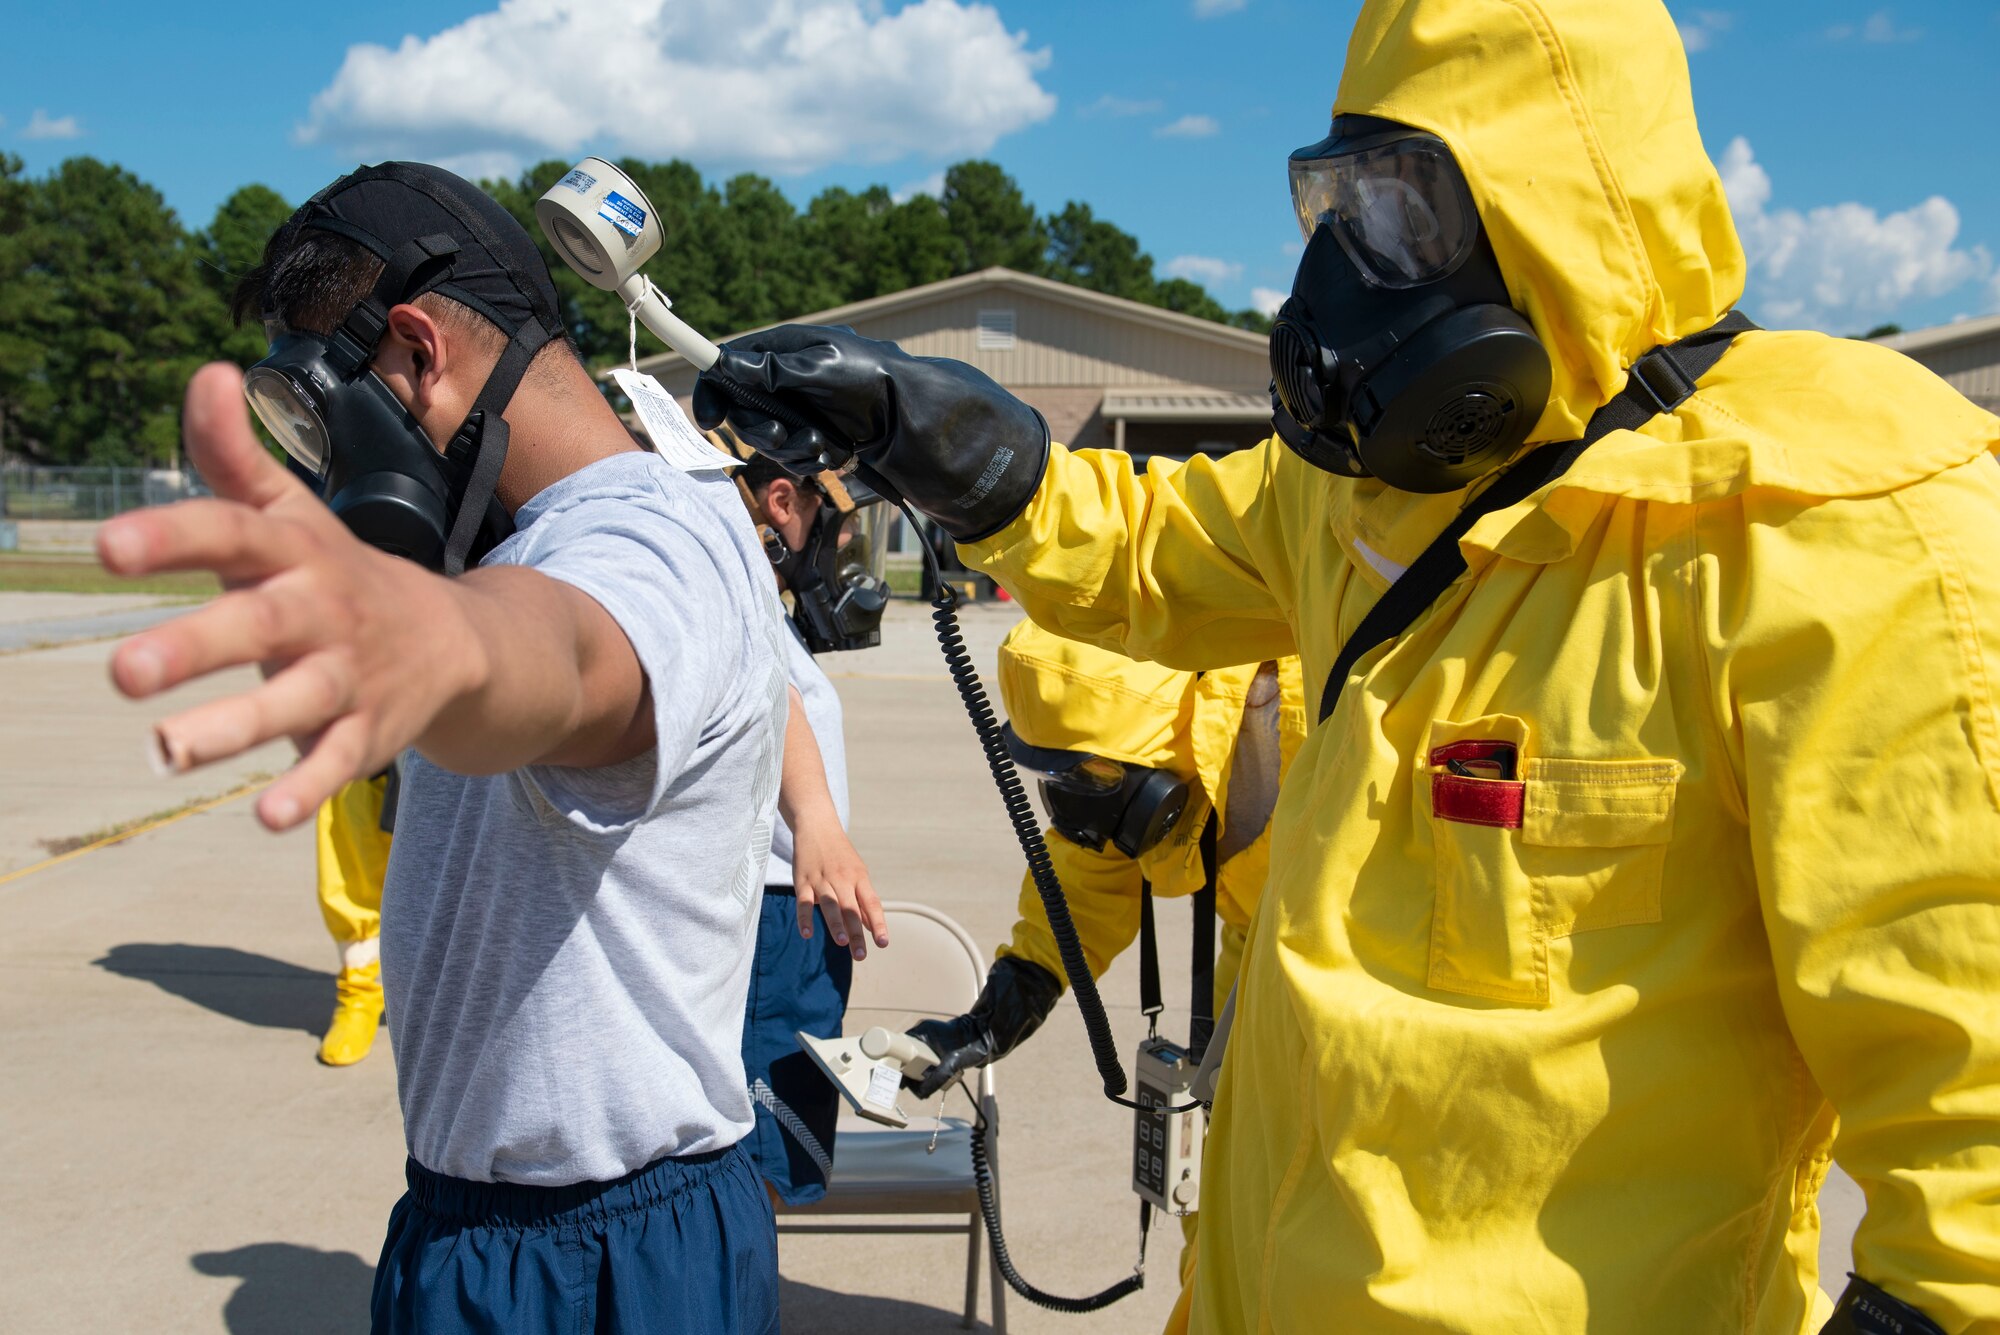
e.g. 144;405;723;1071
1432;774;1526;828
1429;739;1524;828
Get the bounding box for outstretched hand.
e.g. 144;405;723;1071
790;819;889;960
99;363;480;832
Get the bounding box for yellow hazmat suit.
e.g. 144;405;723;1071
995;620;1306;1333
994;620;1306;996
315;774;392;1067
965;1;2000;1330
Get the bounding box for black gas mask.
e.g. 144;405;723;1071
243;162;564;574
1269;116;1552;494
757;470;891;654
1002;723;1191;859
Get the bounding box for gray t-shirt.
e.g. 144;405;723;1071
763;622;849;887
382;454;788;1186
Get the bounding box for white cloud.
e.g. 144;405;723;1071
1677;8;1732;52
1719;136;1990;331
299;0;1057;177
1827;8;1923;41
1081;94;1164;118
1251;286;1288;317
1157;114;1219;139
1163;255;1243;286
892;170;946;203
1193;0;1247;15
21;109;82;141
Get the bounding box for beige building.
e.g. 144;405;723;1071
637;266;1276;465
1876;313;2000;412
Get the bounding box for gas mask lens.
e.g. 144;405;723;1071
833;502;889;591
243;365;331;473
1039;755;1128;795
1288;134;1478;289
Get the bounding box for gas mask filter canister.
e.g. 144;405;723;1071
1002;723;1191;860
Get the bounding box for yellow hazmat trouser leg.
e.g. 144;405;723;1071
316;776;392;1067
1163;920;1247;1335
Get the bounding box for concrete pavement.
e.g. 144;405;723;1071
0;593;1863;1332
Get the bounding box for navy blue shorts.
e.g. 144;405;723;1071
371;1142;778;1334
741;886;853;1205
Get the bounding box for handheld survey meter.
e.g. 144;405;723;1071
1133;1037;1205;1216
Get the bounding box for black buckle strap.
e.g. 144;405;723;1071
1626;345;1697;415
1316;309;1758;723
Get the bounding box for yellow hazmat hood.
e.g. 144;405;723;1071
1334;0;1746;442
997;620;1195;772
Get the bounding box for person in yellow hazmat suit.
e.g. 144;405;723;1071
905;620;1305;1320
315;772;392;1066
694;0;2000;1330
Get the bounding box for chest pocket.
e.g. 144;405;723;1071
1422;718;1682;1007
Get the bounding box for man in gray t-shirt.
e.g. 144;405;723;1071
99;165;783;1334
385;459;786;1186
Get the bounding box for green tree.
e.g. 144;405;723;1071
943;161;1046;273
195;184;293;367
1043;201;1156;300
3;157;219;465
0;154;43;466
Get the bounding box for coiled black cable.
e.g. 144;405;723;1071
928;585;1130;1100
969;1101;1147;1313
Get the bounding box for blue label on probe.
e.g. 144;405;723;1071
598;191;646;238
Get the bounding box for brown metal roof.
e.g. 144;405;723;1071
1100;389;1272;422
630;267;1269;378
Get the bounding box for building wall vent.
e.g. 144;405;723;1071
977;308;1017;350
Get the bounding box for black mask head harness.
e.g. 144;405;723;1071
1270;115;1552;494
244;162;566;573
1002;722;1191;859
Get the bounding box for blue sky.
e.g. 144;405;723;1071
5;0;1997;335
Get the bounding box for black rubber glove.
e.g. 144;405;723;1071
904;955;1063;1098
692;324;1050;541
1820;1276;1946;1335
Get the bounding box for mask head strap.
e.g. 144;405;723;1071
318;233;463;379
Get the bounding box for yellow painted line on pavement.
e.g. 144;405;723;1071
0;777;269;888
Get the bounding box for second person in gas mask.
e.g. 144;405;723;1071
694;0;2000;1331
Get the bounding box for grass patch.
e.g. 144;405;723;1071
35;773;273;857
0;554;217;597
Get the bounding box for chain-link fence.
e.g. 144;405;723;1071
0;466;209;521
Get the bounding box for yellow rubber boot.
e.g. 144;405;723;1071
319;961;384;1067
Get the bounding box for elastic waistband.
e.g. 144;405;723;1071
405;1142;749;1229
763;883;798;897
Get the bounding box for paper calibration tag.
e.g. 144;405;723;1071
608;368;733;474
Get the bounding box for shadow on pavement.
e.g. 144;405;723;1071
93;943;331;1035
780;1277;985;1332
190;1242;373;1334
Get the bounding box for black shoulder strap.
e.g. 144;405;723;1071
1317;310;1758;723
1189;820;1218;1063
1138;878;1162;1027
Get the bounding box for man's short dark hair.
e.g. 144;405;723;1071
230;215;580;375
736;454;795;495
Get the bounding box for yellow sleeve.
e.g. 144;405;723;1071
965;439;1299;671
1721;457;2000;1330
997;828;1146;991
